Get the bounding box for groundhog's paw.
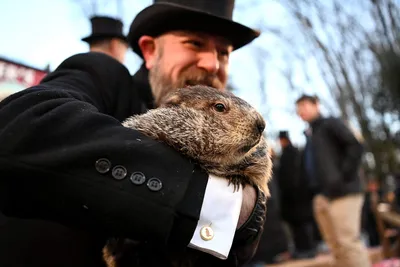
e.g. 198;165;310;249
227;174;249;193
240;150;272;197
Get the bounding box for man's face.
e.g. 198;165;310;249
278;138;288;148
140;30;233;106
296;100;320;122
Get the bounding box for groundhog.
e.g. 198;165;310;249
103;85;272;267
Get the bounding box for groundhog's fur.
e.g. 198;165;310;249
103;85;272;267
123;85;271;193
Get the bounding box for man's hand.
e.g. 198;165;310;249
224;185;267;267
237;185;257;229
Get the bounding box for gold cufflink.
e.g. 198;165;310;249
200;225;214;241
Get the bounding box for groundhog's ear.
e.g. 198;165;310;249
160;94;182;108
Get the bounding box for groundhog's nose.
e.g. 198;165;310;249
256;118;266;135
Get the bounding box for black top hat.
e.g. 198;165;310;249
278;131;290;139
128;0;260;58
82;16;128;44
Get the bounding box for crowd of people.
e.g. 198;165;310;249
245;94;378;267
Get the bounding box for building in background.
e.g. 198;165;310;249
0;57;48;101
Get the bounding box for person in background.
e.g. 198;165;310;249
362;178;381;247
276;130;317;259
82;16;129;64
247;146;290;266
295;94;371;267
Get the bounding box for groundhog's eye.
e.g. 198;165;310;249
214;103;226;112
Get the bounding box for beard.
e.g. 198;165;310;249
149;58;225;107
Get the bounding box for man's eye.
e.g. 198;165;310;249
219;50;229;57
186;40;203;47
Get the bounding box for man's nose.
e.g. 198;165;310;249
197;51;219;74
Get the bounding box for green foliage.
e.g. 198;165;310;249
374;48;400;116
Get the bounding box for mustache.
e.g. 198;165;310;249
177;69;224;89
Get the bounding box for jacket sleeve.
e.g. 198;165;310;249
0;52;208;249
326;118;364;179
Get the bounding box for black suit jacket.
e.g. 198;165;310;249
0;52;266;267
0;52;209;266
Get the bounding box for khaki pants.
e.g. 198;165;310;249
313;194;372;267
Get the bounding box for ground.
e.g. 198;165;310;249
268;247;384;267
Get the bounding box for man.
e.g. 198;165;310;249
295;94;371;267
0;0;266;266
276;131;316;259
82;16;129;64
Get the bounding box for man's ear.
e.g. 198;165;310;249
138;35;157;69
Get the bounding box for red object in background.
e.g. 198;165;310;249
0;56;49;98
373;258;400;267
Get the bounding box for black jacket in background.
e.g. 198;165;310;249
277;144;314;223
251;166;289;264
307;116;364;199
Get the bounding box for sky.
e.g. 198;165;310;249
0;0;334;152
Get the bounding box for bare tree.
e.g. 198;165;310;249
72;0;124;18
73;0;99;17
259;0;400;177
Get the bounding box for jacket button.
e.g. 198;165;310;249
95;158;111;174
147;178;162;192
111;165;127;180
130;172;146;185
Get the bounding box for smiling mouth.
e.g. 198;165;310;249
185;80;197;87
185;80;211;87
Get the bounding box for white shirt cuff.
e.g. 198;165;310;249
188;174;243;260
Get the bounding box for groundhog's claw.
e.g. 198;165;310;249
228;175;247;193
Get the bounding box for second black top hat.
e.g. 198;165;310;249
82;16;128;44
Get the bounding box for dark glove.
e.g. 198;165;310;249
105;186;268;267
230;185;267;266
